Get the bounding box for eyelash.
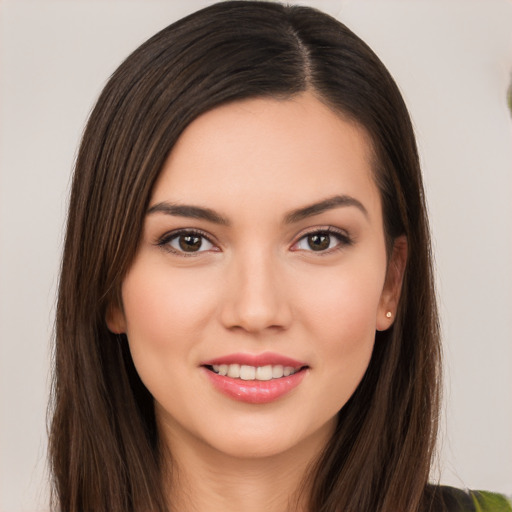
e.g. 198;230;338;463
291;227;353;255
156;228;217;256
156;227;353;256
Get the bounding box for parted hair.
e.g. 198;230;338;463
49;2;441;511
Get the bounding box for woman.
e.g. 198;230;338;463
48;2;510;511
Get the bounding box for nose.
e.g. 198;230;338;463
219;249;292;334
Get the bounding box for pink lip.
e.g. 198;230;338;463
200;352;309;405
202;367;308;404
201;352;307;368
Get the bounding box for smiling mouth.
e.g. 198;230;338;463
202;358;309;403
205;364;308;381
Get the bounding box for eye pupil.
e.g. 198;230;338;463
179;234;202;252
308;233;330;251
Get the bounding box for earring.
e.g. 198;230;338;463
386;311;392;318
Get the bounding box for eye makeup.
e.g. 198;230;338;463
156;228;219;256
291;226;354;256
154;224;354;258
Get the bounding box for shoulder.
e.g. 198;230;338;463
425;485;512;511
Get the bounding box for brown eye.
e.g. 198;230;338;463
293;229;352;253
162;231;215;254
179;234;203;252
307;233;330;251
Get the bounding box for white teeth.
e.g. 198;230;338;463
212;364;229;376
255;365;273;381
210;363;301;380
283;366;293;376
227;363;240;378
272;365;284;378
240;365;256;380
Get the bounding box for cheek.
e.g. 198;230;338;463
297;259;385;337
294;257;385;396
119;262;225;421
120;262;219;367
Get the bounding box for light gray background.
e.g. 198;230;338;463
1;1;511;510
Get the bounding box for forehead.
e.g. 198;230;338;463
151;92;380;221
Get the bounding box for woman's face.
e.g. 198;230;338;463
108;92;405;460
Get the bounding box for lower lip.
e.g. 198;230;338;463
202;367;307;404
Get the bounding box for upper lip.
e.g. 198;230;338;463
201;352;308;368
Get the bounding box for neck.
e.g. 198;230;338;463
160;420;333;512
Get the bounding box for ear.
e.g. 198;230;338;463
106;302;127;334
376;235;407;331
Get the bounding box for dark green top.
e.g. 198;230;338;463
429;486;512;511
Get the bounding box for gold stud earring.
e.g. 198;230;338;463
386;311;392;318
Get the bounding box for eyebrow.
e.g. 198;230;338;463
147;194;368;226
283;194;368;224
147;202;231;225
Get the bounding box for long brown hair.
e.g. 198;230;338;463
49;2;441;511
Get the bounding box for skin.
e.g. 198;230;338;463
108;91;407;512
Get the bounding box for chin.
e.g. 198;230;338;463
196;414;336;462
